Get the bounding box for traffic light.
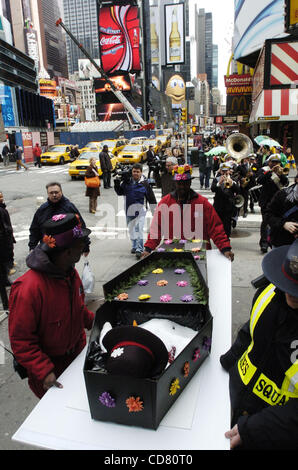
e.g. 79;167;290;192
181;107;187;121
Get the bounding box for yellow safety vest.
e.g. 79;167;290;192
238;283;298;407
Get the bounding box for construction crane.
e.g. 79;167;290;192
56;18;154;130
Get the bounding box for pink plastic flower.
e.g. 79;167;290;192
176;281;188;287
160;294;172;303
164;239;173;245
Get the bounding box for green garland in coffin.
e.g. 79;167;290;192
105;258;208;305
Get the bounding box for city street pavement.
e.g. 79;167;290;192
0;162;295;449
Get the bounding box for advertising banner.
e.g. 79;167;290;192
22;131;33;162
285;0;298;34
150;6;160;65
164;71;186;107
226;94;252;116
233;0;287;64
98;4;141;74
164;3;185;65
0;85;16;127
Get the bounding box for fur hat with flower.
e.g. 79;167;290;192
41;213;91;252
172;164;193;181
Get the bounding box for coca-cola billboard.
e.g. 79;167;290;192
98;4;141;74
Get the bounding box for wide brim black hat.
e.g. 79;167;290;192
262;242;298;297
41;213;91;252
103;325;169;378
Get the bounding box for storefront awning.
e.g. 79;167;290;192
250;88;298;123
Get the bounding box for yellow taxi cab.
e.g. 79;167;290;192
79;142;102;153
117;144;148;164
68;150;118;179
41;144;72;165
98;138;128;156
156;135;171;148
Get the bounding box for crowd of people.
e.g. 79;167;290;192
0;129;297;450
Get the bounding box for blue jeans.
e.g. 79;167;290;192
126;214;145;253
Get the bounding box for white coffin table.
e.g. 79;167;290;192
12;250;232;450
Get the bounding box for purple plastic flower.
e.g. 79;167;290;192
157;247;166;252
179;239;187;244
137;280;149;286
174;268;186;275
73;226;83;238
99;392;116;408
176;280;188;287
203;336;212;351
160;294;172;303
180;294;193;302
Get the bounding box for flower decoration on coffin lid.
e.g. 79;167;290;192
43;235;56;249
179;239;187;245
183;362;190;378
181;294;193;302
169;378;180;396
173;248;184;252
157;247;166;252
138;294;151;301
176;280;188;287
160;294;172;303
137;280;149;286
191;247;201;253
174;268;186;275
152;268;164;274
99;392;116;408
156;279;168;287
126;396;144;413
203;336;212;352
164;240;173;245
117;293;128;301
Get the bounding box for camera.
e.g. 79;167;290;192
112;163;132;183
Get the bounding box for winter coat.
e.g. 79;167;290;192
29;195;90;252
198;154;213;172
265;183;298;246
161;172;176;197
221;285;298;450
211;177;239;217
257;166;289;209
0;202;15;263
144;189;232;253
33;145;42;157
99;150;112;172
8;246;94;398
85;165;100;198
114;175;157;217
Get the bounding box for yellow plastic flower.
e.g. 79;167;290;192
169;378;180;396
152;268;163;274
177;166;184;175
192;239;201;243
138;294;151;301
173;248;183;252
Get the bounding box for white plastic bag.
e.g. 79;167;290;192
81;260;95;294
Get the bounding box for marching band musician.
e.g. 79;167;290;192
257;154;289;254
211;162;240;238
248;154;259;214
236;155;254;218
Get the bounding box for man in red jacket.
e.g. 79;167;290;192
33;142;42;168
143;164;234;261
9;213;95;398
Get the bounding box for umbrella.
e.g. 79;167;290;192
254;136;281;148
205;146;227;156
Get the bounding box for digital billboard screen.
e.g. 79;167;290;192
94;75;131;93
233;0;288;65
98;4;141;74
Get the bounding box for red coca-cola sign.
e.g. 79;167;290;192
98;5;141;74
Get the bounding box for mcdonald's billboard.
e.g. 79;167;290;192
226;94;252;116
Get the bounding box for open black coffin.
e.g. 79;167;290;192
102;251;208;308
83;300;213;430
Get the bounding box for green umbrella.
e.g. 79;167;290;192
254;135;270;145
205;146;227;156
255;136;281;148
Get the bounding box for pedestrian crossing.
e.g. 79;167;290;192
0;165;69;176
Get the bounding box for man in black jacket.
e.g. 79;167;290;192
99;145;113;189
256;154;289;253
265;173;298;247
29;182;90;254
223;240;298;450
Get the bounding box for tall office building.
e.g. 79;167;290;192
212;44;218;89
196;8;213;87
63;0;99;76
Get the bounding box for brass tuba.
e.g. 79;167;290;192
226;133;254;163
